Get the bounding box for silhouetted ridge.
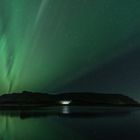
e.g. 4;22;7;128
55;92;138;105
0;91;138;109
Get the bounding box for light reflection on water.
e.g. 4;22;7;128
0;106;140;140
62;106;70;114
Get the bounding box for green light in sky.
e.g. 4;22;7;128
0;0;140;94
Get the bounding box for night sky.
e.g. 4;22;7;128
0;0;140;100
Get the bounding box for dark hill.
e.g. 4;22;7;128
0;91;138;109
55;92;138;105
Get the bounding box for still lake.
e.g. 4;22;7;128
0;106;140;140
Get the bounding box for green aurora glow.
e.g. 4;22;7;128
0;0;140;93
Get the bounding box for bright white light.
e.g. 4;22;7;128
59;100;71;105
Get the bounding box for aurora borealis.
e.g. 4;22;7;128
0;0;140;99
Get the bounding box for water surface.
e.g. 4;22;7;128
0;106;140;140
